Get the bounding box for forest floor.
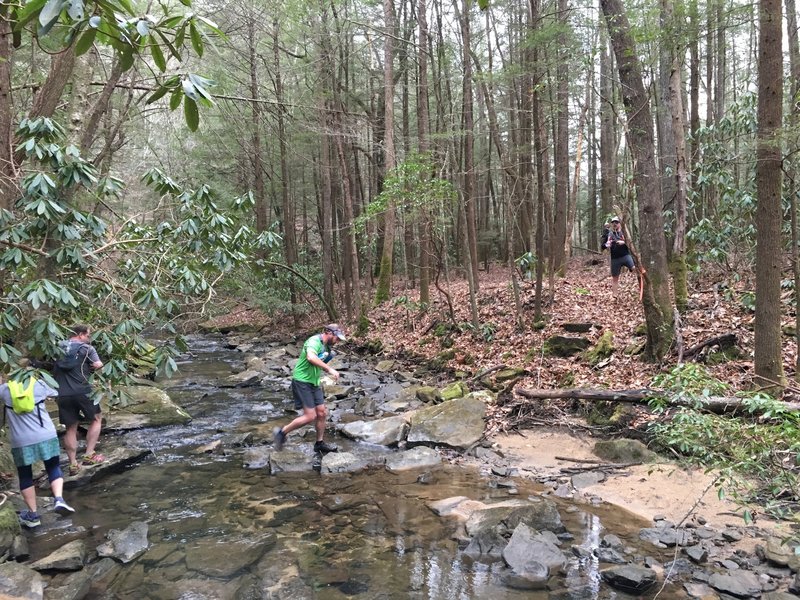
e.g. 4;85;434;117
210;256;799;533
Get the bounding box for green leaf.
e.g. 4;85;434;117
743;510;753;525
119;47;134;71
178;0;191;5
189;21;203;57
183;97;199;131
74;26;96;56
169;87;183;111
150;38;166;71
477;0;489;9
146;83;171;105
156;30;181;60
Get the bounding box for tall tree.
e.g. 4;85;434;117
754;0;785;387
599;26;616;219
601;0;674;361
552;0;570;274
417;0;432;308
375;0;397;304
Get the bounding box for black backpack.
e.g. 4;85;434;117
54;343;88;371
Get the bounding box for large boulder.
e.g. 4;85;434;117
601;565;657;593
30;540;86;572
104;386;191;430
465;498;565;538
0;561;44;599
185;534;275;578
97;521;149;563
543;336;591;357
385;447;441;472
503;523;567;574
407;394;487;450
338;416;410;446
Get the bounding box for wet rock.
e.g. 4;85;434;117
338;416;410;446
264;347;289;361
222;432;253;447
600;565;657;593
385;447;440;472
562;323;594;333
64;447;152;488
242;447;271;469
104;385;191;429
0;561;43;598
269;449;315;474
193;439;222;454
244;356;269;372
503;523;566;573
595;547;627;564
639;526;695;548
501;565;549;590
764;536;800;571
465;497;566;539
407;395;487;450
602;534;623;548
324;384;357;400
708;571;762;597
320;452;372;473
790;572;800;594
572;545;593;559
684;582;716;598
222;369;263;387
44;567;93;600
97;521;148;563
30;539;86;572
185;534;275;578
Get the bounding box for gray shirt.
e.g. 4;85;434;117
53;340;101;396
0;380;59;448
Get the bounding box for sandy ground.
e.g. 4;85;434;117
490;428;786;537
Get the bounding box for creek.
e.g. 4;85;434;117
24;336;686;599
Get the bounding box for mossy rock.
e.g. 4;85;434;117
433;322;457;338
0;501;20;539
416;386;441;404
634;323;648;336
428;349;456;371
593;439;660;464
543;336;591;357
532;320;547;331
623;341;646;356
494;367;527;383
783;324;797;337
439;381;468;401
558;371;576;388
706;347;743;365
440;336;454;349
461;353;475;366
584;331;614;366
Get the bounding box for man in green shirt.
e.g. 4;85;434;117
273;323;345;453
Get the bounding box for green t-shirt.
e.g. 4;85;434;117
292;334;329;386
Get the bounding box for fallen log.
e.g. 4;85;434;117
683;332;738;360
515;387;800;413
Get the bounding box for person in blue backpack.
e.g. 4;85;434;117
0;375;75;528
52;325;105;475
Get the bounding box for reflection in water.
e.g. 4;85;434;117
26;337;681;599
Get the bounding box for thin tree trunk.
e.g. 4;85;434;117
0;14;16;210
599;26;616;220
552;0;570;275
786;0;800;381
417;0;431;308
247;17;268;235
754;0;785;388
601;0;674;361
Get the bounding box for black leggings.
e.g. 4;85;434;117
17;455;62;490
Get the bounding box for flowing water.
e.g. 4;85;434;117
25;336;684;599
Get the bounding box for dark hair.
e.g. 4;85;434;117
71;324;90;336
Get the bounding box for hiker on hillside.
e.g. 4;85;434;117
52;324;105;475
601;216;636;297
273;323;345;454
0;375;75;528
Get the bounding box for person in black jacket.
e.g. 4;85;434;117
601;216;635;297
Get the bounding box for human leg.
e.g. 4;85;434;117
314;404;328;442
43;455;74;514
84;414;103;459
17;464;36;512
63;424;79;468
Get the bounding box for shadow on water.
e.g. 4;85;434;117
26;336;684;599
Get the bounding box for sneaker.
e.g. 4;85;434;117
54;498;75;515
273;427;286;451
19;511;41;528
313;440;338;454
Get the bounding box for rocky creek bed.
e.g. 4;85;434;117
0;333;797;599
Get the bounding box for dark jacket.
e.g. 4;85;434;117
601;227;631;260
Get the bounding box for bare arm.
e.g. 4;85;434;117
305;348;339;380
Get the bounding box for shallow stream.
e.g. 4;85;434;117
25;336;684;599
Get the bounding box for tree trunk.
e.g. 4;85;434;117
247;17;268;235
375;0;397;304
0;14;16;210
552;0;570;275
787;0;800;382
599;29;616;220
273;18;299;325
754;0;785;388
417;0;431;308
601;0;674;361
